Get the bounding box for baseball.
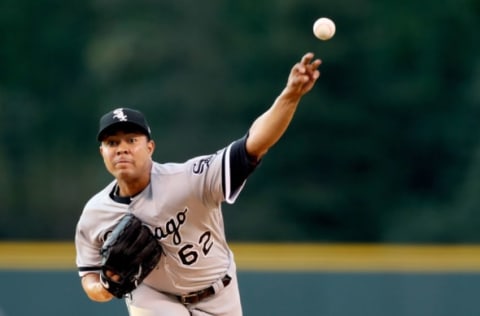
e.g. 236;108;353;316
313;17;336;41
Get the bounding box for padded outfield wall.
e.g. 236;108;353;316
1;243;480;316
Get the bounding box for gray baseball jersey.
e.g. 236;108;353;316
75;135;257;295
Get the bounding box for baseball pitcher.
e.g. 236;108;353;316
75;52;322;315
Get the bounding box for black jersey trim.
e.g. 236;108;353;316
226;134;260;199
78;266;102;272
109;184;133;204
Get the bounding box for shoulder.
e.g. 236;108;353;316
83;180;116;210
152;149;227;176
151;161;187;175
76;181;126;242
78;181;123;229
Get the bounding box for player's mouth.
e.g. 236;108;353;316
114;159;133;166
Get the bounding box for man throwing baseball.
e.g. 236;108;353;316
75;52;322;315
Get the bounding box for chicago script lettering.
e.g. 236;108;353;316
154;208;188;245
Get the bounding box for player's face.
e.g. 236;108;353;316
99;131;155;183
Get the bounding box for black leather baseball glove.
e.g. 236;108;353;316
99;213;162;298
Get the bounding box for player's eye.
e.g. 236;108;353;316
105;140;119;147
128;137;137;144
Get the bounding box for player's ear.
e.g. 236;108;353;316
147;139;155;155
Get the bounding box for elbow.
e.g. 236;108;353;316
245;139;268;160
245;130;271;159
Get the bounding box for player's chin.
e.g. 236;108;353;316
112;168;136;180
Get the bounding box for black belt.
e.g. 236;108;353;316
177;275;231;305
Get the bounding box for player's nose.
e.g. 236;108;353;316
116;140;130;154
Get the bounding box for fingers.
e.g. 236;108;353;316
293;53;321;81
286;53;322;94
301;52;315;65
106;270;121;282
302;52;322;71
295;53;321;74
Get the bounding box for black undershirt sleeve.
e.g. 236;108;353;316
224;134;260;196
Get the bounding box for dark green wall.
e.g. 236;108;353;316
1;270;479;316
1;0;480;242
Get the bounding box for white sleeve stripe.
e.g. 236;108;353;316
78;269;101;277
224;143;246;204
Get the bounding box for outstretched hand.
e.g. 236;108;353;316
245;52;323;159
285;52;322;96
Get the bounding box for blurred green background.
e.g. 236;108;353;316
1;0;480;242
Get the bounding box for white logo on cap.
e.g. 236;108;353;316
113;108;128;122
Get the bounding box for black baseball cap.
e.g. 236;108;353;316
97;107;152;141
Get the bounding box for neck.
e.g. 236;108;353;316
115;173;150;197
115;161;152;197
116;181;148;197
